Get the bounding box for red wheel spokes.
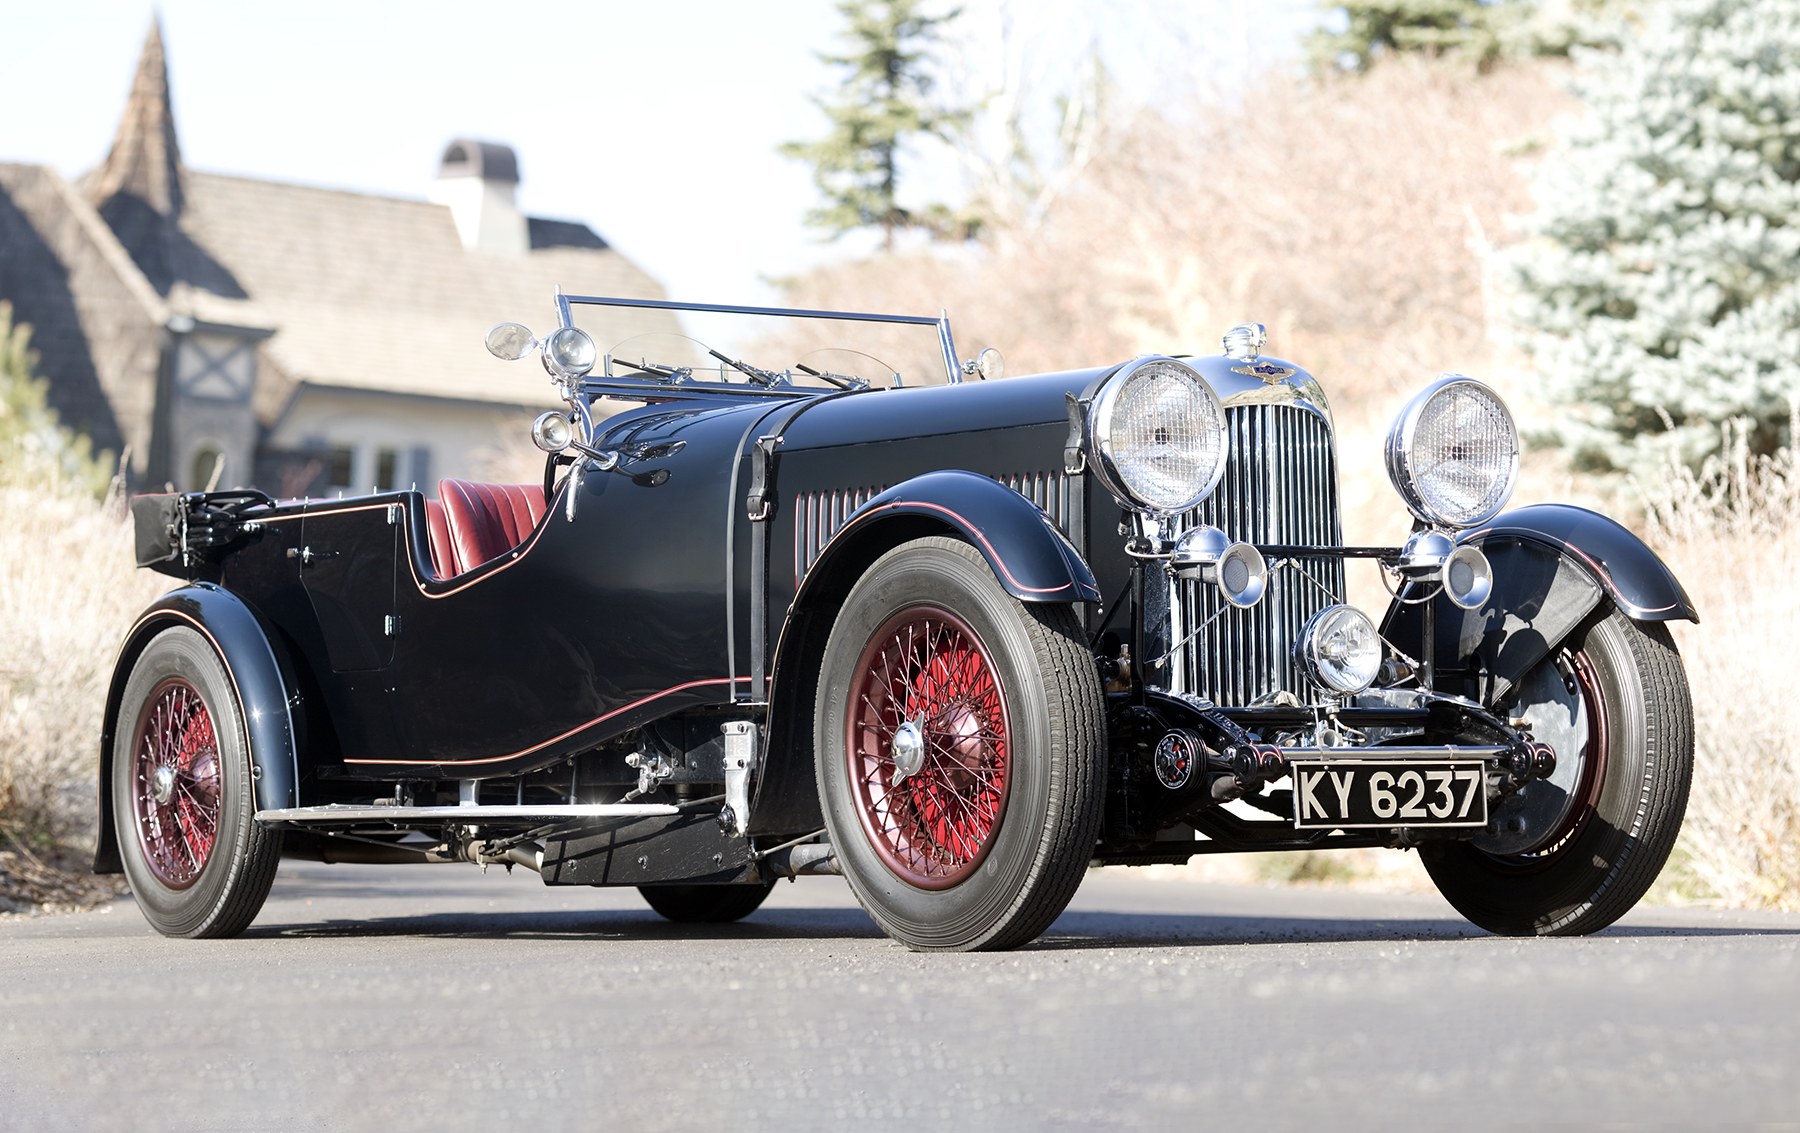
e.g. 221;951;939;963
847;608;1011;889
132;678;223;889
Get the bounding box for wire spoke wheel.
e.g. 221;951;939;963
129;677;224;889
847;606;1011;889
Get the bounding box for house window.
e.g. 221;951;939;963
324;445;355;493
374;448;400;491
175;333;255;403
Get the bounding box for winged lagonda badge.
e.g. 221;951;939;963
1221;322;1296;382
1232;360;1297;382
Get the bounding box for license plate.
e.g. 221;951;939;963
1290;760;1489;829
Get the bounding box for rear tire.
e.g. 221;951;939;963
111;627;282;938
1422;611;1692;936
815;537;1105;951
638;882;775;924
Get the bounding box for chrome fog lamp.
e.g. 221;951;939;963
1089;356;1229;516
1385;375;1519;529
544;326;598;379
530;411;574;454
1295;604;1383;696
1396;530;1494;611
1171;526;1267;608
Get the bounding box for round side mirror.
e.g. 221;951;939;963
963;347;1004;382
486;323;537;361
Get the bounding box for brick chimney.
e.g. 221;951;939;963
428;139;528;255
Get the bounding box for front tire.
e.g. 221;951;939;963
815;537;1105;951
1422;610;1693;936
111;627;282;938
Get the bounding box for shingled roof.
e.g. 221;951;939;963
171;171;669;414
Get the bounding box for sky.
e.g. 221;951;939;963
0;0;1316;310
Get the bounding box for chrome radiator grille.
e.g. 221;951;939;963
1166;404;1345;705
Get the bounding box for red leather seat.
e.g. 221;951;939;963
423;499;455;578
435;479;547;576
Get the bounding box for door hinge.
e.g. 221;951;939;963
384;615;402;637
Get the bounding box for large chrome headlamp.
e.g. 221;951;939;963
1088;357;1229;516
1385;376;1519;529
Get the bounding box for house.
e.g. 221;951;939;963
0;21;677;496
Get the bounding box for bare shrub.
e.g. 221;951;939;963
1641;417;1800;909
783;60;1560;389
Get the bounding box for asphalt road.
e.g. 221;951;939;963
2;860;1795;1132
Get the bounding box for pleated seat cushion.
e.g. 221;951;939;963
435;479;547;575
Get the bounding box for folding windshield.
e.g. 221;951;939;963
557;294;964;393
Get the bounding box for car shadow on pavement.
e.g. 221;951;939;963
248;905;889;942
1033;912;1800;949
242;906;1800;948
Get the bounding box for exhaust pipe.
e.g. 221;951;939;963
503;842;545;872
762;843;841;878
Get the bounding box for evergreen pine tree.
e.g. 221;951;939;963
1507;0;1800;473
1311;0;1530;71
781;0;971;248
1309;0;1611;73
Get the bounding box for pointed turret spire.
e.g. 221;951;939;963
88;17;188;294
89;16;184;218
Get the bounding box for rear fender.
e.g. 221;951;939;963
750;469;1098;836
1382;504;1697;707
95;584;302;872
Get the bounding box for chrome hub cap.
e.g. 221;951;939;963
151;765;178;806
891;718;927;784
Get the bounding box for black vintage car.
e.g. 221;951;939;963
102;292;1695;950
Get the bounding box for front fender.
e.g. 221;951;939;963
95;584;301;872
810;469;1100;604
750;470;1097;837
1468;504;1696;623
1382;504;1696;707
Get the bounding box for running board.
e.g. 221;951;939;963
256;802;681;826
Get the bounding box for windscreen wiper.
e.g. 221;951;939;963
708;348;784;388
794;363;867;391
611;357;690;381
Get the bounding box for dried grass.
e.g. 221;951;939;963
1641;418;1800;910
0;465;170;864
